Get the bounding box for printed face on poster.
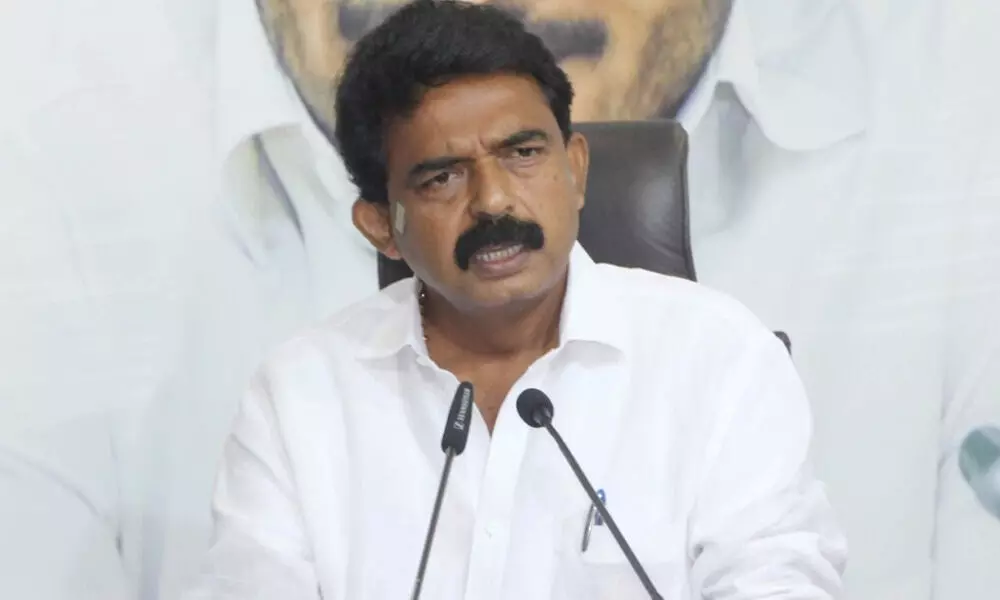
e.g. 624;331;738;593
257;0;733;129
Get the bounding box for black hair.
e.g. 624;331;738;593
334;0;574;204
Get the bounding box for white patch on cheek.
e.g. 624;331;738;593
393;202;407;235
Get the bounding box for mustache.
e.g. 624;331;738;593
453;215;545;271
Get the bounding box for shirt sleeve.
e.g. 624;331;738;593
2;2;217;596
0;419;132;600
689;334;848;599
183;375;321;600
930;10;1000;590
933;337;1000;599
931;161;1000;597
0;120;133;599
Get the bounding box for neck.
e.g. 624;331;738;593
422;276;567;357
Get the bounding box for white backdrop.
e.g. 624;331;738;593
1;1;997;599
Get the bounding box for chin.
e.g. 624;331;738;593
460;266;563;313
464;282;542;312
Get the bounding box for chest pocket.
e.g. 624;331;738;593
552;507;688;600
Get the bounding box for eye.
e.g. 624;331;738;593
420;171;455;190
513;146;543;159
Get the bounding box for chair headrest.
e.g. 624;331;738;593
377;119;695;288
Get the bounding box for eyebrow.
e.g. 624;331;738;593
405;129;551;184
495;128;550;150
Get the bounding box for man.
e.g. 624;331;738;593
185;2;845;598
231;5;1000;597
3;1;997;599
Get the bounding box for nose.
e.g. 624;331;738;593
467;157;515;218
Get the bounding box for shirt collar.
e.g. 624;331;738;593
678;0;869;150
216;0;364;266
215;0;315;163
356;243;628;360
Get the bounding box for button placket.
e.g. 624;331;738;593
462;366;553;599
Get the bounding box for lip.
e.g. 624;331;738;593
469;243;531;279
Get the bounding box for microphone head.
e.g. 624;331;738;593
441;382;474;455
516;388;554;428
959;425;1000;519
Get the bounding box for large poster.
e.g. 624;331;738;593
2;2;996;600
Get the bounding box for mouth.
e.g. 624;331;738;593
473;243;524;263
469;243;531;278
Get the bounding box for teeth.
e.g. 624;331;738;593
475;244;523;263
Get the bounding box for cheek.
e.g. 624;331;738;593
516;165;569;196
521;176;583;230
400;209;466;260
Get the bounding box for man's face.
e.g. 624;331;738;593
259;0;733;130
354;74;588;311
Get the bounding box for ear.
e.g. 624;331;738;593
352;198;403;260
565;132;589;211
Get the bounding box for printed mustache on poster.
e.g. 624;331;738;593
960;426;1000;520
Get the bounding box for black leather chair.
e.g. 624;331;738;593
375;120;790;353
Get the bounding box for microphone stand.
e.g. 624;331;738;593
545;422;664;600
410;447;457;600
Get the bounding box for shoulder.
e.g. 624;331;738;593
600;263;768;329
257;279;413;378
592;263;778;355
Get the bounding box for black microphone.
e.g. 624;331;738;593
516;388;664;600
411;381;475;600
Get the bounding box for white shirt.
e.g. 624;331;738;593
184;244;846;599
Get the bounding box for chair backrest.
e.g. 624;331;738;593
376;119;695;288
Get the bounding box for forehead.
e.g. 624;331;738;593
385;74;559;165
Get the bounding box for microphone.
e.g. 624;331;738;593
410;381;475;600
516;388;664;600
959;426;1000;520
